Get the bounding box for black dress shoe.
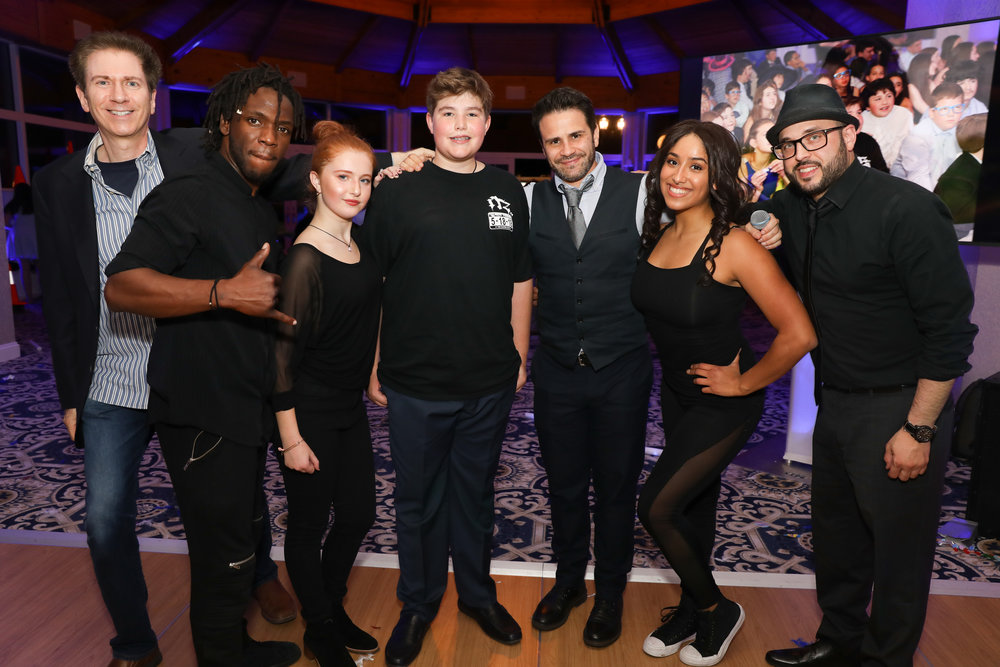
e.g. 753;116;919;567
107;646;162;667
532;584;588;631
386;613;430;667
583;597;622;648
457;600;522;645
765;639;854;666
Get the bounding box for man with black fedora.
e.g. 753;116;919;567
756;84;977;666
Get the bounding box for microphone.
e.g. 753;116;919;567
749;209;771;230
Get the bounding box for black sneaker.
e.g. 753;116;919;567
678;598;744;666
642;601;697;657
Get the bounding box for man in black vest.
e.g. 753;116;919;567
524;88;779;648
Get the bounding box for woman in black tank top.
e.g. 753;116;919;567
631;120;816;666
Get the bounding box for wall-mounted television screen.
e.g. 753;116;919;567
678;18;1000;244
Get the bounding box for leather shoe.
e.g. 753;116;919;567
458;600;522;645
252;578;297;624
531;584;588;631
583;597;622;648
107;647;162;667
386;613;430;666
765;639;854;666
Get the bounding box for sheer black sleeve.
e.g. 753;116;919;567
273;244;324;412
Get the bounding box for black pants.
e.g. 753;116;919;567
384;383;515;620
637;384;763;609
532;346;652;600
812;388;950;667
158;423;266;666
279;399;375;625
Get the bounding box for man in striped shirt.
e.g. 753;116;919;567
34;31;295;667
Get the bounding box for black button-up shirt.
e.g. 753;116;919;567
767;159;977;389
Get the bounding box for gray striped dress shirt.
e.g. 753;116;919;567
84;130;161;409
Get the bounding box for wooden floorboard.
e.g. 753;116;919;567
1;542;997;666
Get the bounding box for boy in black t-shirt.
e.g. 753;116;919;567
363;67;532;667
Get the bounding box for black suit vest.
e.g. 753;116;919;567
529;166;648;370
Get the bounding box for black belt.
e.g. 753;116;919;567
822;383;916;395
577;350;592;367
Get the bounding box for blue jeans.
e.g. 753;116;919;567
82;398;158;660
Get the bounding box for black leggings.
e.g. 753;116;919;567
637;387;763;610
280;400;376;624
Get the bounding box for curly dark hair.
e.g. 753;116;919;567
640;119;750;285
203;63;305;153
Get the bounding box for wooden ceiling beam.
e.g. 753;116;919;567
594;1;635;91
247;0;295;63
398;0;429;88
166;0;252;64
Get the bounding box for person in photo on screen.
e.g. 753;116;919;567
889;72;914;112
907;48;948;117
934;112;988;229
860;78;913;166
891;82;963;191
744;80;783;144
723;81;751;130
739;120;787;202
945;59;989;117
843;96;889;172
712;102;743;145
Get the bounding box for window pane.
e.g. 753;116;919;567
329;105;386;150
646;112;679;153
169;89;210;129
19;47;90;123
0;119;18;184
0;43;15;111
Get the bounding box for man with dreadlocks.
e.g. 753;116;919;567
104;63;306;666
35;32;305;667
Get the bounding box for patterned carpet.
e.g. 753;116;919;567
2;304;998;583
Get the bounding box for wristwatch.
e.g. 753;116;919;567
903;421;937;443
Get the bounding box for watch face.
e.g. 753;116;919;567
905;422;936;443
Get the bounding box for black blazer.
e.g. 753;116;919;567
33;128;207;413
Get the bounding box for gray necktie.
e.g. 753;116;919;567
559;175;595;249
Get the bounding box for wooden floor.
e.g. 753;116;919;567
1;542;997;666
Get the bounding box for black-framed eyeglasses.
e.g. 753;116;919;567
772;126;847;160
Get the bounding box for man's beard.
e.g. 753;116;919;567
552;148;596;185
789;141;850;197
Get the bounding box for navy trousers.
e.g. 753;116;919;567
385;383;516;620
532;345;652;600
